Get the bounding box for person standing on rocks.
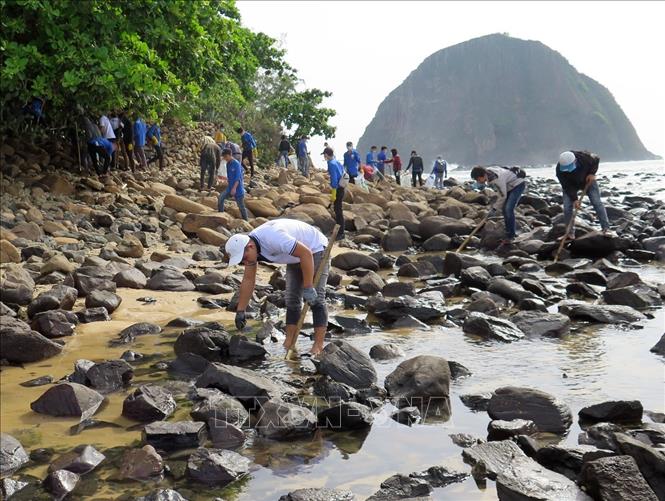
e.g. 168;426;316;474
238;127;257;177
405;150;424;187
471;165;526;244
214;124;226;144
277;134;291;168
225;218;330;356
224;139;242;163
87;136;114;175
343;141;361;184
366;145;378;172
200;136;222;191
296;135;309;177
433;156;447;188
384;148;402;185
119;111;135;171
146;121;164;170
99;113;116;169
556;151;615;239
133;115;148;170
324;146;346;240
218;148;248;221
377;146;388;177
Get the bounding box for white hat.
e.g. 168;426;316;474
558;151;576;169
225;234;250;266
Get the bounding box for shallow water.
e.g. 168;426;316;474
1;160;665;500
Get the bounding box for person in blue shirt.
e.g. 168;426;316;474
237;127;257;177
218;148;248;221
366;146;377;169
324;147;345;240
377;146;388;176
296;135;309;177
87;136;114;175
432;156;448;188
343;141;361;184
146;121;164;170
133;116;148;169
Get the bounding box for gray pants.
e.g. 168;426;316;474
285;251;329;327
134;145;147;169
297;155;309;177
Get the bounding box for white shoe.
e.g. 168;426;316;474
602;229;617;237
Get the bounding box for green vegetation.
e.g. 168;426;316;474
0;0;335;148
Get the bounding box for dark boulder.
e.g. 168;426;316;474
31;309;78;338
651;334;665;356
462;440;526;480
462;312;524;342
367;291;446;322
460;266;492;289
369;343;405;360
391;406;421;426
312;377;356;403
31;383;104;420
114;322;161;344
143;421;207;451
84;290;122;313
255;399;317;439
189;391;248;427
117;445;164;481
113;268;148;288
460;392;494;412
122;385;176;422
487;419;537;441
278;488;355;501
44;469;79;500
48;444;105;474
186;447;250;486
581;455;658;501
228;334;267;361
86;359;133;393
558;301;645;323
381;281;415;297
569;231;632;257
73;266;116;297
535;444;614;481
419;216;474;240
317;402;374;430
381;225;412;251
146;266;195;291
385;355;450;416
331;252;379;271
0;265;35;305
579;400;643;424
564;268;608;286
318;340;377;389
443;252;485;277
615;432;665;498
194;272;233;294
367;473;433;500
487;277;535;303
422;233;452;251
135;489;188;501
512;311;571;337
76;306;111;323
358;271;386;295
602;285;662;309
27;284;78;318
174;326;230;361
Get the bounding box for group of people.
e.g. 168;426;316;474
85;112;163;175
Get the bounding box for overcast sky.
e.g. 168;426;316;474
238;1;664;160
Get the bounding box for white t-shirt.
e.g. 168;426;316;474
249;219;328;264
109;117;121;130
99;115;116;139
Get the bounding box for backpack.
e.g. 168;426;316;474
501;165;527;179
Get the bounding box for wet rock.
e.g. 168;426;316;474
488;419;537;441
48;444;105;474
521;278;554;298
487;277;535;303
463;312;525;342
450;433;484;448
122;385;176;422
579;400;643;424
460;266;492;289
146;266;195;291
118;445;163;480
512;311;571;337
369;343;405;360
388;314;431;330
27;284;78;318
0;433;29;477
381;281;415;297
228;334;267;361
318;340;377;389
31;309;78;338
385;355;450;415
312;377;356;402
208;418;246;449
76;306;111;323
44;469;80;500
581;455;658;501
566;281;601;299
143;421;207;451
651;334;665;356
186;447;250;486
84;290;122;313
488;386;572;434
602;285;662;309
606;271;642;289
381;225;412;251
115;322;161;344
20;375;53;387
86;359;133;393
113;268;147;288
255;399;317;439
135;489;190;501
367;473;433;500
278;488;355;501
558;301;646;323
331;251;379;271
460;392;494;412
196;362;293;407
397;260;437;278
1;477;29;499
318;402;374;430
367;291;446;322
615;432;665;497
564;268;608;286
535;444;614;481
358;271;385;295
462;440;526;479
73;266;116;296
410;465;469;487
329;315;372;334
0;265;35;305
31;383;104;420
422;233;452;251
569;231;632;257
194;272;232;294
578;422;622;451
448;360;472;379
167;317;204;328
190;392;248;427
467;295;500;316
174;326;230;361
391;406;421;426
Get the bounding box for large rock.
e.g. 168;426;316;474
602;285;662;309
196;363;293;407
581;455;658;501
419;216;474;240
512;311;571;337
569;232;632;257
0;316;63;362
331;252;379;271
181;213;232;233
122;385;176;422
228;334;267;361
367;292;446;322
174;326;230;361
164;194;211;214
143;421;207;451
443;252;485;277
381;226;412;251
118;445;164;480
615;432;665;498
48;445;105;474
146;266;195;291
460;266;492;289
651;334;665;356
579;400;643;424
558;301;646;323
44;469;79;500
318;402;374;430
463;312;525;342
245;198;280;217
367;474;433;500
0;239;21;264
488;278;535;303
358;271;386;295
31;383;104;420
208;418;246;449
487;386;573;434
369;343;405;360
115;322;161;344
190;391;248;427
86;360;133;393
0;265;35;305
27;284;78;318
385;355;451;414
31;309;78;338
462;440;527;479
317;340;377;389
422;233;452;251
73;266;116;297
0;433;29;477
113;268;147;288
279;488;355;501
85;290;122;313
255;399;317;439
186;447;250;486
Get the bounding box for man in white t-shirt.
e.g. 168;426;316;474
99;114;116;140
225;219;330;356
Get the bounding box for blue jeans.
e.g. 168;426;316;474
277;150;290;167
562;180;609;232
218;189;248;221
503;182;526;239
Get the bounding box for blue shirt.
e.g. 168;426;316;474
327;158;344;189
134;119;147;147
433;160;447;173
89;136;114;156
241;131;256;150
366;151;376;167
226;158;245;198
343;149;361;176
297;139;308;158
147;124;161;145
377;151;387;165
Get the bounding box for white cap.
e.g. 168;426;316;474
559;151;575;167
225;234;250;266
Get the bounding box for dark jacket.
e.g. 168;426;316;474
200;143;222;168
278;139;291;152
556;150;599;201
406;155;424;173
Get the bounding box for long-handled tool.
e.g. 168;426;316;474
553;182;591;263
285;224;340;360
456;215;490;253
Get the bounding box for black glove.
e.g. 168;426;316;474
235;310;246;330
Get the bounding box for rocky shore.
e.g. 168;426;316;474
1;125;664;500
